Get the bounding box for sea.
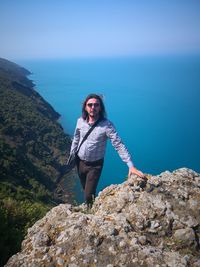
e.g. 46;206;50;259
18;55;200;201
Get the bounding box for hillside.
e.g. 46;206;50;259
5;168;200;267
0;58;74;266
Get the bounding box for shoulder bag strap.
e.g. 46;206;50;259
76;118;101;154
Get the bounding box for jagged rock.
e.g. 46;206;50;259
5;168;200;267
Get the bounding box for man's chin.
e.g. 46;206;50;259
89;113;99;118
90;112;96;116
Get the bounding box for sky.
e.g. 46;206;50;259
1;0;200;60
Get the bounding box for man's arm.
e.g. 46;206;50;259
106;120;145;178
70;118;81;154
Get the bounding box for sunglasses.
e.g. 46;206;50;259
87;103;100;108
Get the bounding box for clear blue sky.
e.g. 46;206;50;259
1;0;200;59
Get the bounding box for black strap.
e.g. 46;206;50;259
76;118;101;154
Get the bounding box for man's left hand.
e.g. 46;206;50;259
129;166;145;178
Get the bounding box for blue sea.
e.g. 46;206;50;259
19;56;200;198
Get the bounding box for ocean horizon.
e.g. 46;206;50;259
18;55;200;200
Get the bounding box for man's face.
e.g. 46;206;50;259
85;98;101;118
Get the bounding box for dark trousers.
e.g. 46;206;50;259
76;157;104;206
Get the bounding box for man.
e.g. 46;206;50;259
70;93;145;208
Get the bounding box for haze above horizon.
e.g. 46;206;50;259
1;0;200;60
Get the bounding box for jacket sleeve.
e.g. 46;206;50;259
70;118;81;154
106;120;134;168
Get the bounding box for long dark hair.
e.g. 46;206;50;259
82;94;106;120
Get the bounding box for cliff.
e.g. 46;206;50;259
0;58;74;266
5;168;200;267
0;58;73;203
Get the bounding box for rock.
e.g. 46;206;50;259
180;215;199;228
5;168;200;267
188;198;200;212
173;228;196;246
193;260;200;267
138;235;147;245
32;231;50;247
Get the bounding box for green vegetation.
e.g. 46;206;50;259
0;58;73;266
0;198;50;267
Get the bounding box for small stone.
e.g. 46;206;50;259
183;255;191;265
132;258;139;264
57;257;64;265
151;220;160;229
56;247;64;256
108;246;117;255
42;254;49;261
33;231;50;247
188;198;200;211
179;200;186;206
119;240;126;248
124;225;132;233
68;264;79;267
180;216;199;228
174;227;196;246
193;260;200;267
173;219;185;230
70;256;76;262
135;221;144;230
130;238;138;246
138;235;147;245
110;228;119;236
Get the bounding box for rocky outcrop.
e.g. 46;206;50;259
6;168;200;267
